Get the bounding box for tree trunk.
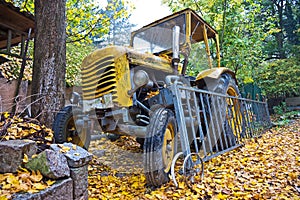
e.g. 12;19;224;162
31;0;66;128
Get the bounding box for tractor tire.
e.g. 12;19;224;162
53;106;91;150
144;108;177;186
213;73;242;149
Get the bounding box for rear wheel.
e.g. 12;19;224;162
144;108;177;186
53;106;91;149
214;73;242;148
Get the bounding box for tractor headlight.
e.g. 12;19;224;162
133;70;150;87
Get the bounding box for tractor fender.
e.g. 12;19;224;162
195;67;237;84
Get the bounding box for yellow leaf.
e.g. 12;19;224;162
33;183;47;190
23;154;29;163
3;112;10;119
0;195;8;200
32;154;38;159
30;171;43;182
18;183;29;191
45;135;53;142
131;182;139;188
214;179;223;184
216;193;228;200
7;174;19;187
59;145;71;153
46;180;56;186
0;174;8;182
72;144;77;150
28;189;39;193
2;183;11;189
74;153;80;156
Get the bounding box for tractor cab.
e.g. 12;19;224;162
130;8;221;74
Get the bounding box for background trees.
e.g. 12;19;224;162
163;0;300;98
4;0;133;126
3;0;300;126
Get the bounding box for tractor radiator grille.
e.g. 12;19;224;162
82;56;117;101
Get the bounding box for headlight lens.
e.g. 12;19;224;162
133;70;149;87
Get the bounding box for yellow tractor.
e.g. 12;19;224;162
53;8;241;186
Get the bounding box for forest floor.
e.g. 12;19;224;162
88;118;300;199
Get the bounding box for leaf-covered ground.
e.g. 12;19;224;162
0;115;299;199
0;115;55;199
88;118;300;199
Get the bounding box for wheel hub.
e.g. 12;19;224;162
163;125;174;173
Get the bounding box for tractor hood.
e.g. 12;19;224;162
82;46;173;73
81;46;173;109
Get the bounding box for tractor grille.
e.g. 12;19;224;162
82;56;117;101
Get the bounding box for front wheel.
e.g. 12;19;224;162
144;108;177;186
53;106;91;150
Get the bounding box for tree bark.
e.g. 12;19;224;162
31;0;66;128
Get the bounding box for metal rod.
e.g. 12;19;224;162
136;100;150;113
193;91;207;156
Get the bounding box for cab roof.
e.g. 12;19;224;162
131;8;218;43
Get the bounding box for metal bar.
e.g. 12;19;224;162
200;93;213;156
136;100;150;113
242;100;251;138
211;95;224;151
203;144;242;162
192;91;207;156
171;82;271;166
220;96;229;148
171;84;191;157
185;89;199;153
207;94;219;152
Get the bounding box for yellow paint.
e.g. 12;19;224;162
202;25;212;68
115;54;131;106
81;46;132;107
196;67;235;81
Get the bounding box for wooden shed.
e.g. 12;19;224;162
0;0;34;113
0;0;34;62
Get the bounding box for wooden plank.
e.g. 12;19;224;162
286;97;300;106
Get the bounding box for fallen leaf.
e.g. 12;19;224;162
23;154;29;163
30;171;43;182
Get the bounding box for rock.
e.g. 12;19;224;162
50;143;93;168
93;149;105;158
25;149;70;179
70;165;88;200
77;189;88;200
0;139;36;173
13;178;73;200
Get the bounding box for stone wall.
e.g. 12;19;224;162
0;140;92;200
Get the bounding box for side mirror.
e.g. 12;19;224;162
172;26;180;74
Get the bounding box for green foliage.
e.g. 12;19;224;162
4;0;133;86
257;57;300;97
162;0;265;75
273;102;287;115
163;0;300;99
66;43;95;86
273;109;300;126
6;0;130;44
